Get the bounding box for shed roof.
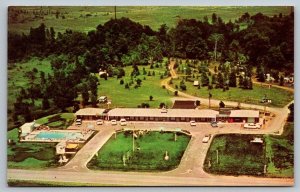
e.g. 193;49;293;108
108;108;218;118
75;108;106;116
172;100;197;109
229;110;259;118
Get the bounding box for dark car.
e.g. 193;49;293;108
210;121;218;127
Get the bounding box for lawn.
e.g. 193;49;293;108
204;134;266;176
35;113;75;129
171;78;293;107
204;123;294;177
9;6;291;34
7;128;58;169
7;57;53;130
264;123;294;178
87;131;191;171
97;64;173;109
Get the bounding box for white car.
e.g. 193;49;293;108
190;120;196;126
75;119;82;125
96;119;103;125
120;119;127;126
244;123;261;129
111;120;117;125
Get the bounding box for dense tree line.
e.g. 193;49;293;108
8;12;294;125
9;12;294;72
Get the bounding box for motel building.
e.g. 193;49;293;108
75;108;108;120
74;108;260;123
216;110;260;123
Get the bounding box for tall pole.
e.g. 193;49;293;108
114;6;117;20
132;130;134;152
216;149;219;164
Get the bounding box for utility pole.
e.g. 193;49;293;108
209;92;212;109
132;130;134;152
114;6;117;20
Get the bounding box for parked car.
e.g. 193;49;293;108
210;121;218;127
111;120;117;125
75;119;82;125
120;119;127;126
202;134;211;143
244;123;261;129
190;120;196;126
96;119;103;125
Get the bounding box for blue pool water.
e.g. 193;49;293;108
35;132;83;140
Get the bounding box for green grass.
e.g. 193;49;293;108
35;113;74;129
7;57;53;129
264;123;294;178
205;123;294;177
8;179;123;187
7;128;58;169
97;64;173;108
204;134;266;176
87;131;191;171
171;78;293;107
9;6;292;34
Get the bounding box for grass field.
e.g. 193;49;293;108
9;6;292;34
97;64;173;109
171;78;293;107
87;131;191;171
35;113;75;129
7;57;53;130
204;123;294;177
265;123;294;178
204;134;266;176
8;179;120;187
7;128;58;169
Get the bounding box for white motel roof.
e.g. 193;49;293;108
75;108;106;116
229;110;259;118
108;108;219;118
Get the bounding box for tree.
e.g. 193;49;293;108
201;73;209;86
159;102;166;108
216;72;224;88
136;78;142;86
180;80;187;91
219;101;225;108
42;97;50;110
257;65;265;82
149;95;153;101
208;33;224;61
279;75;284;86
288;103;294;122
229;71;237;87
212;13;217;24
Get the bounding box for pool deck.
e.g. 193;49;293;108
20;129;94;143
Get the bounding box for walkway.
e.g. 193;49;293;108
58;126;114;171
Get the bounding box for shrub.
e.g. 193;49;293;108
120;79;124;85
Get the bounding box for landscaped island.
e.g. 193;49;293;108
204;123;294;177
88;131;191;171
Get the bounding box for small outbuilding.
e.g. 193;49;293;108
193;81;199;86
19;121;39;136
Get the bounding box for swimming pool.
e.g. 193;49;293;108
35;131;83;140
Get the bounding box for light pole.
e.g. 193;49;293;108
209;92;212;109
